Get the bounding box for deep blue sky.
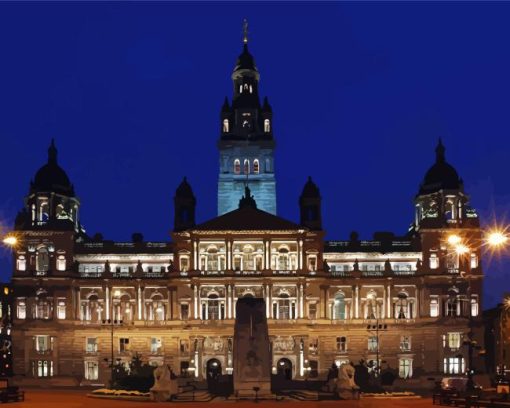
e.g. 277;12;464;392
0;2;509;308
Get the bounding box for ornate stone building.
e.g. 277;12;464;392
10;34;484;387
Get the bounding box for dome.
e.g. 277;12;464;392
301;176;321;198
175;177;195;198
30;140;74;196
418;139;463;195
233;44;257;72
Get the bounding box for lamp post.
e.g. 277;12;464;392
446;228;509;386
102;318;123;388
499;296;510;376
367;318;388;377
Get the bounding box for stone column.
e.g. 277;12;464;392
227;240;232;270
193;240;198;270
226;284;232;319
137;285;142;320
105;286;110;320
299;284;305;318
268;284;273;318
387;284;392;318
193;284;199;319
265;284;270;318
415;286;419;319
355;285;359;319
298;239;303;270
76;288;81;321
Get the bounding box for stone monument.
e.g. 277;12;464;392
233;297;272;398
336;363;360;400
150;364;178;402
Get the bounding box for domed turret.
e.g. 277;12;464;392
418;139;463;195
30;139;74;196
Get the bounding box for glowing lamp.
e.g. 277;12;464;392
2;236;17;247
487;231;508;248
455;244;469;255
447;235;462;246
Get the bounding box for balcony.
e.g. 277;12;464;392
330;271;350;278
393;270;416;276
80;272;102;278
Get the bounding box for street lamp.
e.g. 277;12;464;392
102;318;123;388
2;236;17;248
367;319;388;378
499;295;510;376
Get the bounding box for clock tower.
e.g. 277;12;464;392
217;21;277;215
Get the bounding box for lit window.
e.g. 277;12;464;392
16;256;26;271
17;299;26;319
180;257;189;272
244;159;250;175
471;297;479;317
446;332;462;349
86;338;98;353
84;361;98;380
151;337;162;354
368;336;378;352
429;253;439;269
446;297;459;317
443;357;464;374
470;254;478;269
119;338;130;352
57;300;66;319
336;336;347;352
234;159;241;175
264;119;270;133
253;159;259;174
333;292;346;320
223;119;229;133
399;358;413;378
35;335;51;353
180;303;189;320
430;297;439;317
34;360;53;377
36;246;50;274
400;336;411;351
56;256;66;271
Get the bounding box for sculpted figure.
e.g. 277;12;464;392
336;363;360;400
150;364;178;402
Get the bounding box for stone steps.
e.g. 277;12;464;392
172;390;214;402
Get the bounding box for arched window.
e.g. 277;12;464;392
244;83;249;90
249;85;253;94
366;292;378;319
206;294;224;320
244;159;250;175
264;119;270;133
149;295;165;321
234;159;241;175
277;248;289;270
239;85;243;93
56;256;66;271
39;202;49;223
429;253;439;269
430;297;439;317
223;119;229;133
253;159;260;174
36;246;50;274
333;292;346;320
395;292;409;319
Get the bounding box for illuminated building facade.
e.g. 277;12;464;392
9;33;484;387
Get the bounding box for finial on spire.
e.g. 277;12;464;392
435;137;445;163
48;138;57;164
242;18;249;45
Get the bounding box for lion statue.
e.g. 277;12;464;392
150;364;178;402
336;363;360;400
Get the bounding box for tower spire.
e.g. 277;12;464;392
435;137;445;163
48;138;57;164
242;18;249;45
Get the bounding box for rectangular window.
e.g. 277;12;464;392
35;335;51;352
84;361;98;380
447;332;462;349
35;360;53;377
429;253;439;269
400;336;411;351
86;337;98;353
119;338;130;352
368;336;378;352
336;336;347;352
471;297;479;317
17;299;26;319
430;297;439;317
16;256;26;271
399;358;413;378
151;337;162;354
57;300;66;319
308;303;317;320
180;303;189;320
443;357;465;374
179;340;189;354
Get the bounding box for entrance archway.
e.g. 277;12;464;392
276;358;293;380
206;358;222;391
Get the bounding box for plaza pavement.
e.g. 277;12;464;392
13;389;439;408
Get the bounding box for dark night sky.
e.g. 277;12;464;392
0;2;509;308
